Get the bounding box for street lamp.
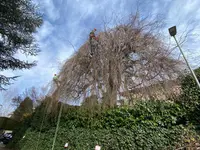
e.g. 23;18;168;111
168;26;200;89
169;26;177;36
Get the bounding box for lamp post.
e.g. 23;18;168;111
168;26;200;89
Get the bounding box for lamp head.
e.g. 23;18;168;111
168;26;177;36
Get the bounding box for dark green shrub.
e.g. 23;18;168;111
17;126;188;150
7;115;32;149
177;67;200;123
102;100;186;129
11;100;198;150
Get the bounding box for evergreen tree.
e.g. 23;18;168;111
11;97;33;121
0;0;43;90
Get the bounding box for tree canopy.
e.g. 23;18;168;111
11;97;33;121
53;15;183;107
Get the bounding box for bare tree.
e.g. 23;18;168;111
51;13;183;108
22;87;38;101
7;86;46;109
21;86;49;107
11;95;23;107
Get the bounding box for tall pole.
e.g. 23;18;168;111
173;36;200;89
51;103;63;150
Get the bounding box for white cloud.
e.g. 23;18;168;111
35;0;60;21
35;20;54;41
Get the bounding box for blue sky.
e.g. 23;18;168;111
1;0;200;115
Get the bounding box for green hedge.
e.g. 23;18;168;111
9;100;199;150
177;67;200;124
17;126;187;150
0;117;20;130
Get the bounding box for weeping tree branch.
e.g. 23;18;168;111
53;13;184;107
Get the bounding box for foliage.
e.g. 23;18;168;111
7;115;32;149
0;0;43;90
177;67;200;123
0;117;20;130
10;99;200;150
16;126;189;150
102;100;186;129
11;96;24;107
30;97;57;132
11;97;33;121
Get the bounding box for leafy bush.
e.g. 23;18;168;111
7;115;32;149
10;99;199;150
177;67;200;123
17;126;188;150
102;100;186;129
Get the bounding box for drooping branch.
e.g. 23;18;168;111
53;14;183;107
